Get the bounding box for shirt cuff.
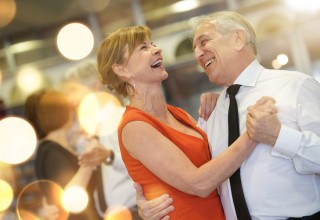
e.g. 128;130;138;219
272;125;302;158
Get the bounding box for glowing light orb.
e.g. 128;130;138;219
17;180;68;220
104;206;132;220
0;180;14;212
61;186;88;213
78;92;122;136
57;23;94;60
277;54;289;66
16;67;44;94
0;0;16;27
0;117;37;164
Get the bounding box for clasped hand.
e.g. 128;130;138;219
246;96;281;146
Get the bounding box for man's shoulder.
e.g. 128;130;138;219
263;68;310;80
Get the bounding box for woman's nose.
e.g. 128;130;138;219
152;47;162;55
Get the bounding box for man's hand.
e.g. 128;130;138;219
134;183;174;220
198;92;219;121
78;139;111;167
246;96;281;146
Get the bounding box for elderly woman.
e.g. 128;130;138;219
97;26;275;220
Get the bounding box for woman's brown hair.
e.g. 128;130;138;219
97;26;151;98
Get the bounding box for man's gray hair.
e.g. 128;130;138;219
191;11;257;55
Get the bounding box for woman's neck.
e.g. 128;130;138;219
45;128;75;155
129;89;169;119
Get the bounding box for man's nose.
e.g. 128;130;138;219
194;47;204;60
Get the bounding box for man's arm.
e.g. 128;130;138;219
134;183;174;220
274;78;320;174
247;79;320;174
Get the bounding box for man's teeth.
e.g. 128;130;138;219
205;59;213;68
151;60;162;68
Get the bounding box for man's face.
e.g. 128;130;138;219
193;23;237;86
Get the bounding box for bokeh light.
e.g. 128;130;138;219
277;53;289;66
272;59;282;70
104;206;132;220
0;117;37;164
285;0;320;12
0;0;16;27
171;0;199;13
0;180;14;212
16;66;44;94
57;23;94;60
78;92;122;136
17;180;68;220
61;186;88;213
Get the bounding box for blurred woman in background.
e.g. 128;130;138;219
24;90;101;220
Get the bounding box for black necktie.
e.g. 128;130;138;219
227;84;251;220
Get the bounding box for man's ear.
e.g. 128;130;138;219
233;29;246;51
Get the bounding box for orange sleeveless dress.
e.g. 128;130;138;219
118;105;225;220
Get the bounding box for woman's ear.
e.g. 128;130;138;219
233;29;246;51
112;64;130;79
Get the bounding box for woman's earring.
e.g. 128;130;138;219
131;79;136;89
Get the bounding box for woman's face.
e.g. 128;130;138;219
123;39;168;86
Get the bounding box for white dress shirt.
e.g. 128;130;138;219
95;106;136;214
199;60;320;220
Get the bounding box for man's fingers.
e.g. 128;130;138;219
254;96;276;106
148;197;174;220
140;195;174;220
199;92;218;120
134;182;174;220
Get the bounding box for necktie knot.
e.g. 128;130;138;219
227;84;242;96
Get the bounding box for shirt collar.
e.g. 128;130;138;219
223;59;264;99
234;59;264;87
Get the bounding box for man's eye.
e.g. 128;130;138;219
201;40;208;46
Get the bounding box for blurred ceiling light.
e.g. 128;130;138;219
62;186;88;213
171;0;199;13
9;40;46;54
0;117;37;164
272;59;282;70
277;54;289;65
57;23;94;60
0;0;16;27
285;0;320;12
0;180;14;212
77;0;110;13
16;66;44;94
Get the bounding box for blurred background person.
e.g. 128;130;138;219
61;60;140;219
24;89;101;220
